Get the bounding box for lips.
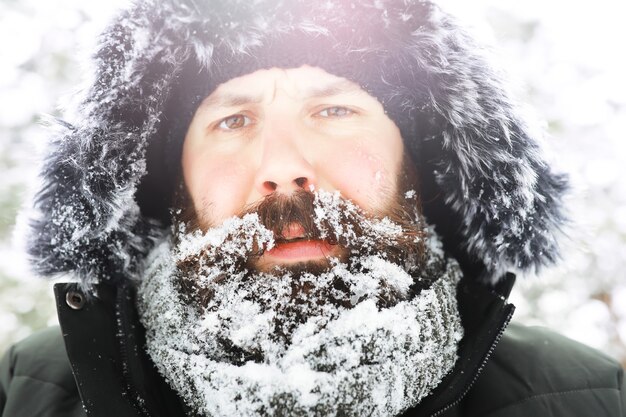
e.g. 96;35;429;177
265;223;336;261
266;239;336;260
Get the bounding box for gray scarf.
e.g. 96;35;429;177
137;195;463;417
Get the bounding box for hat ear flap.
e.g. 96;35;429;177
28;14;187;288
404;11;569;281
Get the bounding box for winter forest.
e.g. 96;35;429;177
0;0;624;369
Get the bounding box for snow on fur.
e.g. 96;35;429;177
28;0;568;287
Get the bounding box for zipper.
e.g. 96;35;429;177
428;307;515;417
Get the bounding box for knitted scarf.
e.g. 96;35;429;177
137;192;463;417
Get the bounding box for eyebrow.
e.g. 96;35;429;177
198;79;363;111
199;93;263;110
305;79;362;99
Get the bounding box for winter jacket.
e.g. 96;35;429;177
1;274;625;417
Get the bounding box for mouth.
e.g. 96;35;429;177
268;223;335;260
252;223;341;271
266;238;336;260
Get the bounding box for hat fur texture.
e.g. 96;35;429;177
29;0;568;288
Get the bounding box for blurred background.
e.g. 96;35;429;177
0;0;624;367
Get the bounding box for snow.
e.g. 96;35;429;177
137;190;463;416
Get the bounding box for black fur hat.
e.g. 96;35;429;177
29;0;568;288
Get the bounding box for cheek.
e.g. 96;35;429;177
322;143;398;211
183;155;253;223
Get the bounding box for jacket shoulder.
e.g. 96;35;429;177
0;326;86;417
463;322;626;416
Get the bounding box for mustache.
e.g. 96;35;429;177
173;188;427;268
242;190;324;244
239;189;425;256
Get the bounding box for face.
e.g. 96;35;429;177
181;65;406;271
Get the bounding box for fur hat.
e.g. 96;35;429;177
29;0;568;288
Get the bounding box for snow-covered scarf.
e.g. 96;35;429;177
137;191;463;417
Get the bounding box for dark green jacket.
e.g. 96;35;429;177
2;277;625;417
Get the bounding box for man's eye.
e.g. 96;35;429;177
218;114;251;130
317;106;354;118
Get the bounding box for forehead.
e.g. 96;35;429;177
199;65;370;110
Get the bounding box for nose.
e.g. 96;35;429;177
254;123;317;196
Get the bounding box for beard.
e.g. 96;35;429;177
136;188;464;417
175;188;431;315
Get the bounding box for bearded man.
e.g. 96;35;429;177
1;1;624;417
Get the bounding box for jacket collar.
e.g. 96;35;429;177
407;273;515;416
55;273;515;417
55;281;187;417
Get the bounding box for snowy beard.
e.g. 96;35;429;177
137;189;464;417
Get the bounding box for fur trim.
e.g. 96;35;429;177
28;0;568;288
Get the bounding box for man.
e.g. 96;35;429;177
1;0;624;416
